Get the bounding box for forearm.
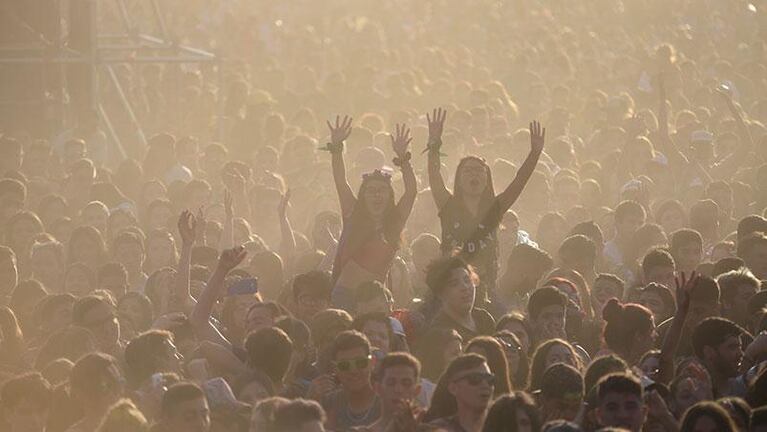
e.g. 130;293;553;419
279;216;296;274
427;149;449;208
658;314;686;384
190;268;226;330
499;148;541;210
172;242;194;312
397;162;417;220
331;152;355;215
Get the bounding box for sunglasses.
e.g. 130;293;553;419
334;355;371;372
453;372;496;386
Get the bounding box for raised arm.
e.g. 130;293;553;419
425;108;451;210
190;246;248;349
497;121;545;211
326;115;356;217
172;210;197;314
391;123;417;221
278;190;297;274
656;74;690;170
711;89;756;177
220;190;234;250
657;271;697;385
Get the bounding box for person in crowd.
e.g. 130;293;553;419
539;363;584;423
595;373;648;432
482;392;542;432
691;317;747;398
365;352;423;432
601;299;657;365
157;382;211;432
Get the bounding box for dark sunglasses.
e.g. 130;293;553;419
334;355;371;372
454;372;496;386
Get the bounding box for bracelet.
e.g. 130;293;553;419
393;151;412;167
319;141;344;154
421;138;446;157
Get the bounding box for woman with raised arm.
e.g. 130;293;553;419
426;108;545;309
324;116;417;310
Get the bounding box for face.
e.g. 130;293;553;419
673;377;710;416
533;305;566;340
375;365;420;413
65;267;92;296
500;321;530;354
115;241;144;273
639;291;668;321
81;302;120;350
7;398;47;432
458;159;489;196
245;305;274;332
334;347;372;393
645;265;676;291
675;242;702;272
592;281;622;317
356;294;391;316
166;397;210;432
83;207;108;233
231;295;258;330
616;213;645;239
100;274;128;298
545;343;576;369
448;363;494;410
660;208;685;234
362;321;390;353
440;268;476;316
148;236;174;268
516;408;533;432
725;284;757;322
362;179;391;217
297;292;330;321
708;335;743;378
597;393;646;432
743;244;767;279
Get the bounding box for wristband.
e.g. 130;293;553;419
393;151;412;167
320;142;343;154
421;138;446;157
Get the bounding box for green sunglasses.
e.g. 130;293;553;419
334;355;372;372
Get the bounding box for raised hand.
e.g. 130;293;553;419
194;208;207;244
427;107;447;143
217;246;247;273
278;189;291;220
177;210;197;245
326;115;353;145
390;123;413;158
224;189;233;220
674;271;698;317
529;120;545;153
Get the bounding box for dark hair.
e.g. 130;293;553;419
373;352;421;382
97;262;128;283
541;363;583;401
124;330;174;388
736;215;767;240
717;268;760;304
754;406;767;429
466;336;512;396
425;256;477;298
1;372;52;411
639;283;676;319
528;287;567;321
716;397;751;430
712;257;745;277
482;392;541;432
454;156;496;207
118;292;153;332
558;235;596;267
309;309;353;349
602;299;654;356
691;317;744;359
34;326;97;369
501;244;553;296
495;330;529;389
353;312;394;351
737;232;767;259
161;382;206;419
70;353;120;401
415;327;463;382
423;353;487;422
245;327;293;384
496;312;532;338
596;373;643;403
271;398;326;430
274;316;311;349
641;248;675;276
584;355;629;393
292;270;332;302
354;280;392;306
329;330;371;360
690;276;720;304
569;220;604;247
614;200;646;224
528;339;580;391
670;229;703;253
72;295;114;326
680;401;737;432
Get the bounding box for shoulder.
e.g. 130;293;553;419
472;308;496;333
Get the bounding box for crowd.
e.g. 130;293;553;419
2;0;767;431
